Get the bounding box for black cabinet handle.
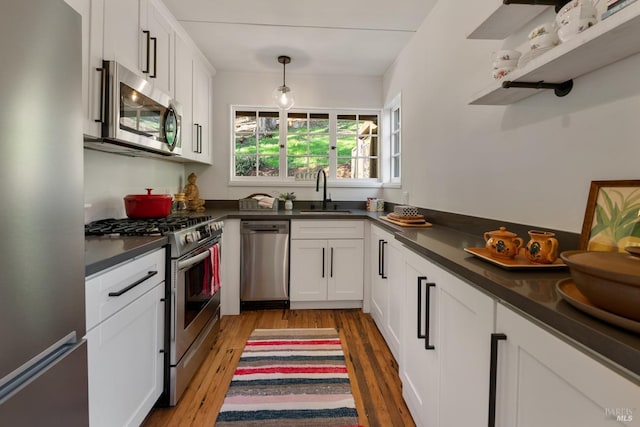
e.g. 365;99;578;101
142;30;151;74
330;247;334;278
193;123;199;151
378;239;384;276
488;333;507;427
150;36;157;78
94;66;105;123
417;276;436;350
381;241;388;279
322;247;325;278
198;124;203;153
108;271;158;297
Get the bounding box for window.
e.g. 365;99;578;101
388;94;401;184
232;107;380;183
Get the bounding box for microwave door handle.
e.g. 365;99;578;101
94;66;105;123
177;250;210;271
142;30;150;74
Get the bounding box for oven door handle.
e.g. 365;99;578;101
177;250;211;271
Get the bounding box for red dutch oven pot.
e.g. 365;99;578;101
124;188;172;218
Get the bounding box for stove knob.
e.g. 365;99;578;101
184;233;194;244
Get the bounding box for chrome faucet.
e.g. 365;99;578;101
315;169;330;210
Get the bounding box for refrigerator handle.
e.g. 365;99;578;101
0;332;78;401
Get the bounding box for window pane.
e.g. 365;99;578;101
338;156;378;179
235;155;256;176
336;135;356;156
258;156;279;176
393;108;400;130
235;136;256;154
337;115;357;133
309;114;329;133
392;156;400;179
392;134;400;154
235;111;256;134
258;133;279;155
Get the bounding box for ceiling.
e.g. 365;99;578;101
162;0;438;76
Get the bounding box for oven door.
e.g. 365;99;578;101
172;243;220;364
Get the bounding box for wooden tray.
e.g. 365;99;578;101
464;247;566;269
380;216;432;228
556;278;640;334
387;212;426;223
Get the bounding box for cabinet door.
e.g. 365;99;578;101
402;251;439;427
385;239;405;360
64;0;104;137
437;268;494;427
327;239;364;301
103;0;141;73
87;282;164;427
495;304;640;427
290;239;327;301
192;57;211;164
370;226;389;329
174;32;194;158
143;0;173;95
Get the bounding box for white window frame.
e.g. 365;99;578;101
385;93;402;187
230;105;382;188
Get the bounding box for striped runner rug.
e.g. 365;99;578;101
215;328;360;426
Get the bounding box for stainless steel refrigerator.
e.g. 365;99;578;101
0;1;88;425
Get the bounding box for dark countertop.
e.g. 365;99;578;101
85;235;168;277
84;206;640;379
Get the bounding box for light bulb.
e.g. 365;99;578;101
272;85;295;110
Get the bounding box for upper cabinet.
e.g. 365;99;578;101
64;0;104;137
468;1;640;105
103;0;174;96
174;30;214;164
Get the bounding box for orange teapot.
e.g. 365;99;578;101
484;227;524;259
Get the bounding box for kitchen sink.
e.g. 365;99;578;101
299;210;352;214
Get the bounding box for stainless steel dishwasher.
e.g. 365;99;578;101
240;220;290;308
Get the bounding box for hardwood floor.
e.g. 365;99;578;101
143;309;415;427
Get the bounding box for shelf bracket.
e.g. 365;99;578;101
501;80;573;97
503;0;571;13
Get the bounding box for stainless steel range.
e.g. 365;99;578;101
86;214;223;406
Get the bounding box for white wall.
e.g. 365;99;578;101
84;149;185;222
186;70;384;203
382;2;640;233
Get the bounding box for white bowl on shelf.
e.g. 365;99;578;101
556;0;597;26
558;18;597;41
529;32;560;49
494;49;521;61
528;22;557;40
492;59;519;69
492;67;516;80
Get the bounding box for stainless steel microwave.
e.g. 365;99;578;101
86;61;182;157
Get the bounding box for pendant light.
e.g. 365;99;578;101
273;55;295;110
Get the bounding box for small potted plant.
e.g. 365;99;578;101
279;192;296;210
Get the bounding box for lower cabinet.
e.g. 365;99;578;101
290;220;364;304
85;248;165;427
493;304;640;427
370;224;405;360
290;238;363;301
401;248;495;427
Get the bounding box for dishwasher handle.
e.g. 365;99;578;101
241;221;289;234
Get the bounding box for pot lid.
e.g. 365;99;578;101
486;226;518;238
125;188;172;199
560;249;640;287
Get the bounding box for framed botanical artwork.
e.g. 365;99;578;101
579;180;640;251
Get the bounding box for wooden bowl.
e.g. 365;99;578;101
560;250;640;321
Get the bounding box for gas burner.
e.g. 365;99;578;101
85;215;214;237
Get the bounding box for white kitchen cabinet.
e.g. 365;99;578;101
64;0;104;137
370;224;405;360
103;0;174;95
191;56;212;163
402;248;495;427
85;248;166;427
493;303;640;427
175;30;213;164
468;1;640;104
290;220;364;306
